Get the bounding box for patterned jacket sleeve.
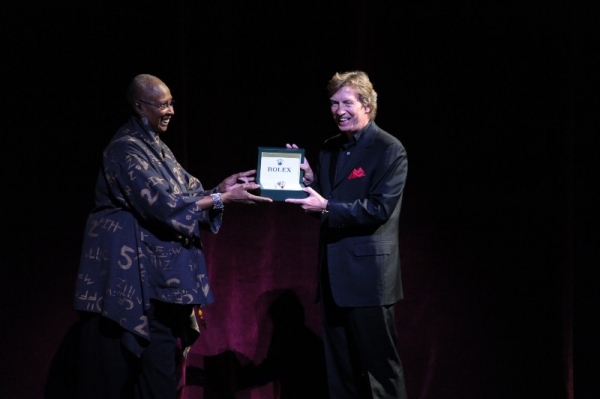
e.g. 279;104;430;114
100;135;222;237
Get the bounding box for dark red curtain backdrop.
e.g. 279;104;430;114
4;2;597;399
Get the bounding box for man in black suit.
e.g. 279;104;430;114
286;70;408;398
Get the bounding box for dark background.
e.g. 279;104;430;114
2;2;597;398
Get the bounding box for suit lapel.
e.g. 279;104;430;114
320;147;334;193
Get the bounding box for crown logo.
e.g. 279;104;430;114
277;158;283;165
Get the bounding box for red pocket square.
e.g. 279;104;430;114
348;167;366;179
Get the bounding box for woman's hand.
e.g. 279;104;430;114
218;169;258;193
222;185;273;205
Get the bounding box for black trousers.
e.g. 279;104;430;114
320;264;408;399
74;301;193;399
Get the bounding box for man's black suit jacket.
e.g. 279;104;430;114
313;121;408;308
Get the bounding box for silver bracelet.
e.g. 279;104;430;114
210;193;224;210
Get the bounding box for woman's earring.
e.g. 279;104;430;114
141;115;149;125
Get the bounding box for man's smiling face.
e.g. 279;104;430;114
329;86;370;134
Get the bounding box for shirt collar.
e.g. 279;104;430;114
342;120;372;149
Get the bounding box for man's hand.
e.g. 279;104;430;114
286;143;314;186
285;186;326;212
